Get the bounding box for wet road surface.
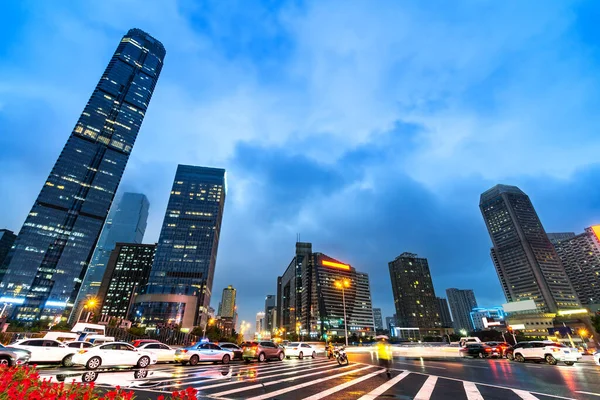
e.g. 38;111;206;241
35;353;600;399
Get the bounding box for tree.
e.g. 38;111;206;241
592;315;600;335
128;326;146;336
50;321;72;331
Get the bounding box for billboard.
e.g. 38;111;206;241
502;300;537;313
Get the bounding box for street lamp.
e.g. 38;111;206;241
203;318;215;338
77;298;97;322
334;279;351;347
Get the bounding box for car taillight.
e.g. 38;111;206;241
485;348;492;352
293;347;298;350
552;348;560;352
78;350;88;354
492;348;498;351
181;349;188;353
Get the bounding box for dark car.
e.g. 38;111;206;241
484;342;511;358
459;343;493;358
131;339;160;348
218;342;243;360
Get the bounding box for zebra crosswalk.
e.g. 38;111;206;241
38;357;577;400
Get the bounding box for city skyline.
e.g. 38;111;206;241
2;2;600;327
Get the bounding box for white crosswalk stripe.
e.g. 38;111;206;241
35;358;574;400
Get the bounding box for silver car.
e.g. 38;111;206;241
175;342;234;366
0;344;30;366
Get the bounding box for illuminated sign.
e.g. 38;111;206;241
45;301;67;308
592;225;600;242
557;309;588;316
0;297;24;305
509;324;525;330
321;260;350;270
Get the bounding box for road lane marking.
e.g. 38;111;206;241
393;361;447;369
414;376;438;400
206;363;363;398
513;389;539;399
463;382;484;400
576;391;600;397
355;370;411;400
243;365;376;400
300;369;385;400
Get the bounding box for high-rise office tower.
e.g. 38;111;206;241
551;226;600;305
0;29;165;320
385;315;397;331
388;253;441;330
134;165;226;328
446;288;478;332
220;286;236;318
264;294;276;332
256;311;265;333
96;243;156;321
437;297;453;328
70;193;149;322
278;242;375;338
372;308;384;330
0;230;17;278
480;184;580;312
547;232;576;246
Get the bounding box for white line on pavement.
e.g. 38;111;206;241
513;389;539;400
414;376;438;400
189;361;341;391
206;363;360;398
300;369;385;400
244;365;376;400
355;370;411;400
576;391;600;397
463;382;484;400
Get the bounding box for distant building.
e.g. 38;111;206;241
265;294;276;332
277;242;375;339
256;311;265;333
388;253;441;332
470;307;506;331
547;232;576;245
373;308;384;330
134;165;226;329
70;193;149;323
220;286;237;318
551;226;600;305
446;288;478;333
437;298;453;328
0;29;165;321
385;315;397;331
480;184;580;312
0;229;16;279
97;243;156;321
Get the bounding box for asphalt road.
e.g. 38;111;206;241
35;353;600;400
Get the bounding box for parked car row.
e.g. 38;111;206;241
460;340;585;366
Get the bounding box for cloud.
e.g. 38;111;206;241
1;0;600;326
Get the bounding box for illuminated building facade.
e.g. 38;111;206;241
0;29;165;320
97;243;156;320
277;242;375;339
373;307;383;330
134;165;226;329
551;226;600;305
264;294;276;332
0;230;16;278
437;297;453;328
470;306;506;331
389;253;441;331
446;288;478;332
480;184;580;313
219;285;236;318
70;192;149;323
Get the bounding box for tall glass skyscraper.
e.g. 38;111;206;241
0;29;165;320
480;184;580;312
446;288;478;332
69;192;149;323
134;165;226;329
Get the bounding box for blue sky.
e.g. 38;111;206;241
2;1;600;330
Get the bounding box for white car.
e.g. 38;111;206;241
284;342;317;359
10;339;77;366
174;342;235;365
511;341;581;365
137;342;176;363
72;342;158;370
594;350;599;366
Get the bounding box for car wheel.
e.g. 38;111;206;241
137;356;150;368
62;354;74;368
258;353;266;362
0;356;12;367
190;355;200;366
134;370;149;379
478;352;483;359
515;353;525;363
299;352;303;360
222;354;230;364
86;356;101;370
82;372;98;382
507;353;514;361
312;351;316;359
564;361;574;366
278;352;284;361
545;355;558;365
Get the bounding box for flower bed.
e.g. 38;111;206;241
0;365;198;400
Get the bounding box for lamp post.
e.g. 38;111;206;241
203;317;215;338
77;298;97;322
334;279;350;347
